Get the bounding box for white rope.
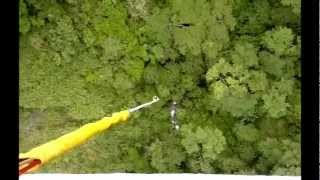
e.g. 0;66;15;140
128;96;160;113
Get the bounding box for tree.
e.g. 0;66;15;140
19;0;301;175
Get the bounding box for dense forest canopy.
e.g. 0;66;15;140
19;0;301;175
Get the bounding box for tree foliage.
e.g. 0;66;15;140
19;0;300;175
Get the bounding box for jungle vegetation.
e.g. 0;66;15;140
19;0;301;175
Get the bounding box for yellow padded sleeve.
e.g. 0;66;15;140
19;110;130;172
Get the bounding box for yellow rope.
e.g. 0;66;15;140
19;110;130;173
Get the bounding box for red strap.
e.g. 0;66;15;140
19;159;41;176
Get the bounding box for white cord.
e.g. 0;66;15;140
128;96;160;113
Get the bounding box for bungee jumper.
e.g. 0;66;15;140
170;101;180;131
19;96;160;176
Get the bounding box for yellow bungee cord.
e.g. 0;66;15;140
19;96;160;175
